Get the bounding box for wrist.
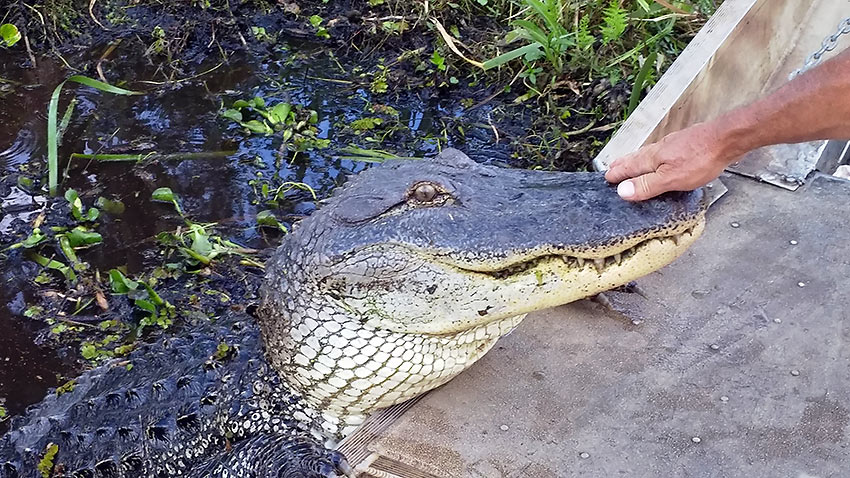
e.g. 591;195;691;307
704;109;762;167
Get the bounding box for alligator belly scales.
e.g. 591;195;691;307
0;149;706;477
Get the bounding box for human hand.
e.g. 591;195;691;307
604;122;736;201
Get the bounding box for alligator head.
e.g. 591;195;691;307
259;148;706;439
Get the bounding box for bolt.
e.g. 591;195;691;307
773;318;782;324
631;319;643;326
709;344;720;351
579;452;590;459
720;396;729;402
791;370;800;377
790;240;798;245
500;425;509;431
730;222;740;228
797;282;806;287
691;437;702;443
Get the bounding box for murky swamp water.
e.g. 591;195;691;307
0;38;519;427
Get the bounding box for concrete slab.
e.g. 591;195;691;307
350;173;850;478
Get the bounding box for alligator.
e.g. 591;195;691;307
0;148;706;477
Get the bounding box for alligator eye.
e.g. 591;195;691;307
412;183;438;202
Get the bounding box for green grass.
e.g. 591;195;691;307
47;75;142;195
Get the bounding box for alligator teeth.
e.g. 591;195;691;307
613;253;622;265
593;258;605;273
671;234;681;245
576;257;585;268
561;255;572;264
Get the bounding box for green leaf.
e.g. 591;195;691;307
134;299;157;314
309;15;324;28
142;283;165;306
242;119;273;135
151;187;176;203
190;228;213;258
58;235;79;265
525;0;560;34
48;76;142;195
0;24;21;47
252;96;265;108
233;99;251;108
86;207;100;221
95;197;125;215
513;20;549;47
27;252;76;282
627;50;658;118
601;0;628;45
81;344;98;360
6;228;47;250
222;108;243;122
482;43;543;70
109;269;139;294
269;102;292;124
65;227;103;247
256;210;288;232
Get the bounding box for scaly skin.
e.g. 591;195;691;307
1;149;706;476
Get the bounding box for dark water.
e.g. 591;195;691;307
0;39;515;423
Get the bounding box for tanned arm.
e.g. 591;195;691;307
605;48;850;201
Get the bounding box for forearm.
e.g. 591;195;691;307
711;48;850;162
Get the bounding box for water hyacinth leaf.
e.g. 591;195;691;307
0;23;21;47
190;230;213;259
233;99;251;109
151;187;175;203
269;102;292;124
256;210;287;232
65;227;103;247
58;235;79;265
134;299;157;315
6;228;47;250
17;176;34;190
27;252;77;282
85;207;100;221
64;189;82;218
252;97;265;108
222;108;243;122
95;196;125;215
142;283;165;306
109;269;139;294
242;120;273;135
151;187;183;214
47;76;142;195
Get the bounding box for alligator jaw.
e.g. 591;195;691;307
353;218;706;336
455;223;702;278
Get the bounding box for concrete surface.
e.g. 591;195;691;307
358;173;850;478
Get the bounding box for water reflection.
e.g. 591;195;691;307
0;38;514;423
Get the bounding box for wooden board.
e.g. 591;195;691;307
593;0;850;189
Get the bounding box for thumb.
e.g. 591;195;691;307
616;172;669;201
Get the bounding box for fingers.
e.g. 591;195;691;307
616;171;670;201
604;146;658;184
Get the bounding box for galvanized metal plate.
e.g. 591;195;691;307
726;140;830;190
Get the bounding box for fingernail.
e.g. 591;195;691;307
617;181;635;198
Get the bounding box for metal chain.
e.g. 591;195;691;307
789;16;850;79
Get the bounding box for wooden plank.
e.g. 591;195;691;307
592;0;844;171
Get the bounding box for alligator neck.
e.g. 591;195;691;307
258;246;526;438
